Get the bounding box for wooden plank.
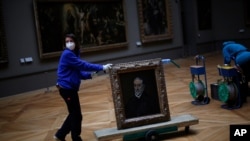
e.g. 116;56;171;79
94;114;199;141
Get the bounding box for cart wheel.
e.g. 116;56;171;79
185;126;190;133
145;130;159;141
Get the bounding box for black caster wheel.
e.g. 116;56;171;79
203;97;210;104
145;130;159;141
185;126;190;133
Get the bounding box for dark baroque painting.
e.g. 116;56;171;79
33;0;128;59
137;0;173;44
109;58;170;129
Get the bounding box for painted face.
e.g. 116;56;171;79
65;37;75;50
134;78;145;98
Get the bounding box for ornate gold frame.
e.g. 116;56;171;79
109;58;170;129
137;0;173;44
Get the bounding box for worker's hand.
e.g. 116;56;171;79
235;65;243;74
194;55;199;60
91;71;98;78
103;63;113;72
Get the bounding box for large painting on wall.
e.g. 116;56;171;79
0;1;8;65
33;0;128;59
137;0;173;44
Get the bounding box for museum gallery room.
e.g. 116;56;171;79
0;0;250;141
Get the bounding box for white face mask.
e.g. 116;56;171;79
66;42;75;50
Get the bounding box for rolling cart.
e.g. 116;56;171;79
94;59;199;141
94;114;198;141
189;55;210;105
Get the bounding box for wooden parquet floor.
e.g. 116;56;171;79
0;51;250;141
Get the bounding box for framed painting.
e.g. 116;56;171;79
0;1;8;66
33;0;128;59
137;0;173;44
109;58;170;129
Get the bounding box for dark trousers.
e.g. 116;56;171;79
240;60;250;97
234;61;250;105
233;72;247;105
56;88;82;141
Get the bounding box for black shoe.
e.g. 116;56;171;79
54;135;66;141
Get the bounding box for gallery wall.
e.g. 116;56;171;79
0;0;249;97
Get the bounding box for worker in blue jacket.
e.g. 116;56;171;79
54;33;112;141
222;41;250;104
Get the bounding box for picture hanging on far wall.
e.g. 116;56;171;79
109;58;170;129
137;0;173;44
0;1;8;65
33;0;128;59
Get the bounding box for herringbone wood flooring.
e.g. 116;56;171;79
0;52;249;141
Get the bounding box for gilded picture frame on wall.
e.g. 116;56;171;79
109;58;170;129
33;0;128;59
137;0;173;44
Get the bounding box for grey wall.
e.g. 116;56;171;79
0;0;249;97
212;0;249;41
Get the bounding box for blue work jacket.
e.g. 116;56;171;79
57;49;103;91
222;41;250;65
